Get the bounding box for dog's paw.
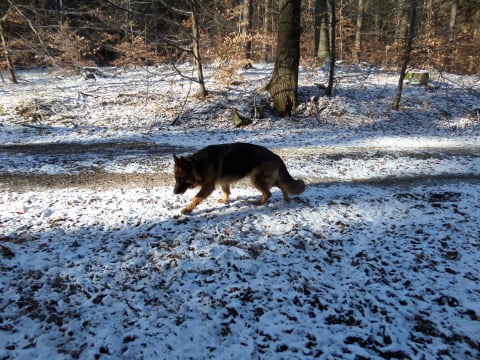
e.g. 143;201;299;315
181;206;194;214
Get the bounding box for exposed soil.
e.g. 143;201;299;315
1;142;479;192
0;171;171;192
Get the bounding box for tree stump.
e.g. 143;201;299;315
405;71;429;86
232;108;252;127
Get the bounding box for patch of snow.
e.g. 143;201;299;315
1;63;479;359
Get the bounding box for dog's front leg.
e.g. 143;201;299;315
217;184;231;203
182;183;215;214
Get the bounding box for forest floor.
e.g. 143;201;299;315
1;63;479;359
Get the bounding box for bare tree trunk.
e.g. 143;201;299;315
353;0;364;64
0;16;17;84
315;0;330;66
56;0;64;24
241;0;253;60
425;0;433;36
191;3;207;99
392;0;417;110
395;0;409;44
444;0;458;70
473;7;480;42
448;0;458;42
266;0;301;116
261;0;270;62
325;0;335;96
337;0;344;61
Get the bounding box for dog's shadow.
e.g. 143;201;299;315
177;193;309;218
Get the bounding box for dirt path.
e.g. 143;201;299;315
0;171;172;192
1;142;479;192
2;169;480;193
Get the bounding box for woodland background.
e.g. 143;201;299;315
1;0;479;80
1;3;480;358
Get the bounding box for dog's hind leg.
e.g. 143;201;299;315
276;182;291;203
255;188;272;205
250;169;274;205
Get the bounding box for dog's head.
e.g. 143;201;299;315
173;155;197;195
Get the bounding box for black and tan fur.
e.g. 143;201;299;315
173;143;305;214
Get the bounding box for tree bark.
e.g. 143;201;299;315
190;0;207;99
266;0;301;116
444;0;458;70
315;0;329;66
0;16;17;84
241;0;253;60
325;0;336;96
395;0;409;43
261;0;271;62
448;0;458;42
392;0;417;110
353;0;364;64
191;5;207;99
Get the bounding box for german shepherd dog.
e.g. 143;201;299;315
173;143;305;214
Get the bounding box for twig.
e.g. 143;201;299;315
170;66;195;126
8;0;57;67
21;123;51;130
429;59;480;97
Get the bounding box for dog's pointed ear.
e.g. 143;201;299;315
173;154;180;164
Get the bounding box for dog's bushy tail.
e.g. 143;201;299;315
279;164;305;195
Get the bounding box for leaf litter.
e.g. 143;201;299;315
0;63;479;359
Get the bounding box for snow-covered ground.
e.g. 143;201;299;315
1;63;479;359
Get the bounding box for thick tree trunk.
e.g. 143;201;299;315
392;0;417;110
241;0;253;60
315;0;329;66
266;0;301;115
